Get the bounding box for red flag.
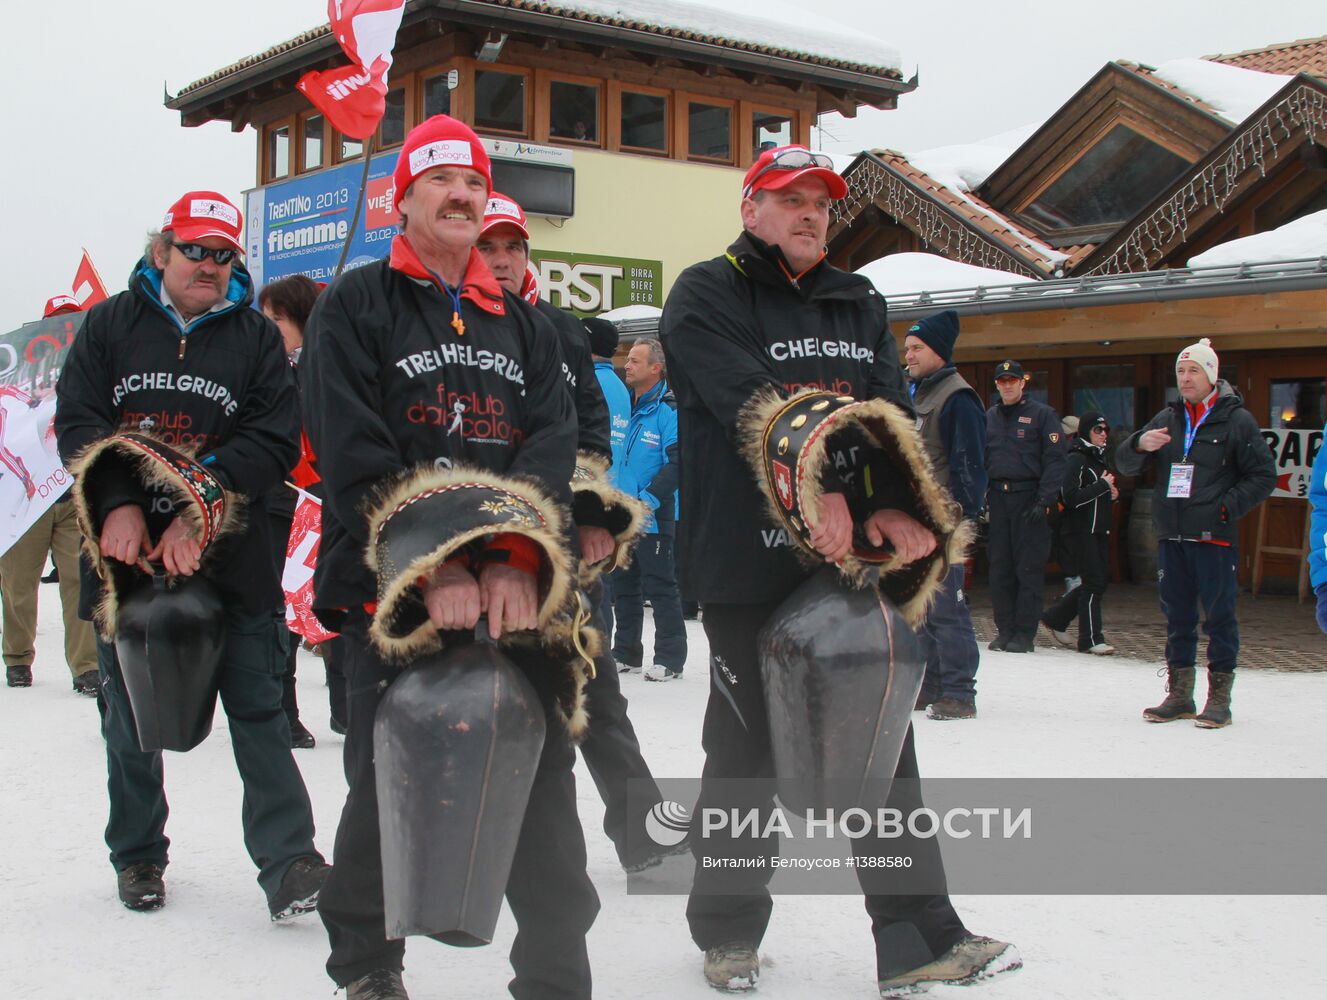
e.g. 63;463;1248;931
72;248;109;308
283;488;338;644
297;0;407;140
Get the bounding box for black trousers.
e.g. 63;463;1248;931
1158;540;1241;672
686;603;968;981
1043;532;1109;649
318;617;599;997
987;490;1052;638
579;583;664;868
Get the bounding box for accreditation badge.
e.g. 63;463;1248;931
1167;463;1195;499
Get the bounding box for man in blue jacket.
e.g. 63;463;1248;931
904;311;986;719
611;337;687;680
1310;431;1327;635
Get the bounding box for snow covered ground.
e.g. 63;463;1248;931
2;591;1324;999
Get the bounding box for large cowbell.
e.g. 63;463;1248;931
759;567;923;814
114;573;226;753
375;637;546;947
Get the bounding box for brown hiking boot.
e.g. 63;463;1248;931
1195;669;1234;729
1143;666;1196;723
704;941;759;991
925;697;976;720
878;934;1022;997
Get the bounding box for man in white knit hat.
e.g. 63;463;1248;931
1116;338;1274;729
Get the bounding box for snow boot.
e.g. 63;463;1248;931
346;970;409;1000
1004;633;1034;653
704;941;759;991
268;855;329;921
925;697;976;720
1194;670;1234;729
1143;666;1196;723
986;634;1009;652
6;665;32;687
117;862;165;911
878;934;1022;997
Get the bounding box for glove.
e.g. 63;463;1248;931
1317;583;1327;636
1023;503;1049;526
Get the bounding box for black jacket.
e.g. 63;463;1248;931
1061;437;1112;535
1116;381;1275;544
55;258;298;617
533;298;610;459
985;397;1067;508
661;231;913;605
300;240;575;620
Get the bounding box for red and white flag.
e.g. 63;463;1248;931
72;248;109;308
283;488;338;644
297;0;407;140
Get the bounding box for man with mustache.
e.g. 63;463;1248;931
54;191;326;919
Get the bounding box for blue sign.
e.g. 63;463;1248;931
243;151;399;287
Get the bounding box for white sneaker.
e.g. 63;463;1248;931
616;660;641;674
1086;643;1116;656
1040;620;1074;648
644;663;681;682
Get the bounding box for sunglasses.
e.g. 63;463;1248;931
744;148;836;197
172;242;238;266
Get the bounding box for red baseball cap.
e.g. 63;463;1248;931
481;192;530;240
161;191;244;253
43;294;82;318
394;115;492;209
742;144;847;200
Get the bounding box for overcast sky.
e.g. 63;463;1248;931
1;0;1322;330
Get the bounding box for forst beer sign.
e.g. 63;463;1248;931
530;251;662;315
1259;427;1323;499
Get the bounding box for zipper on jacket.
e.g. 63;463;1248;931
178;335;187;360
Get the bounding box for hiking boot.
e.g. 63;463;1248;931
1143;666;1196;723
644;663;682;682
6;665;32;688
878;934;1022;998
117;862;165;911
704;941;759;991
288;719;316;749
268;855;329;921
346;970;409;1000
926;697;976;721
1085;643;1116;656
1004;633;1034;653
986;634;1009;652
72;671;100;697
1041;619;1074;648
1195;669;1234;729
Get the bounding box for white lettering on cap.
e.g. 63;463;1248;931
410;139;472;177
486;197;521;220
162;211;174;227
189;199;240;228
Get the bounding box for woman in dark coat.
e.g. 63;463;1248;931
1041;411;1118;654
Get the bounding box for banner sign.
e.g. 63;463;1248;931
1259;428;1323;499
283;487;338;644
530;250;663;315
0;313;85;555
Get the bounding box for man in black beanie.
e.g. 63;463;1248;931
903;311;986;718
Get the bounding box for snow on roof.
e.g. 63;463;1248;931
1150;58;1291;124
599;304;663;322
904;123;1039;194
550;0;900;72
856;252;1035;299
1187;209;1327;267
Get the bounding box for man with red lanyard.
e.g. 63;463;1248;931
1117;338;1274;727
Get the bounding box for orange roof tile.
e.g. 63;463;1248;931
1207;35;1327;79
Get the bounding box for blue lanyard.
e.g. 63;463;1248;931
427;268;467;336
1182;406;1210;461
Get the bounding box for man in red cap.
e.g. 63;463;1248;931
303;117;597;1000
55;190;327;918
661;146;1020;996
43;294;82;318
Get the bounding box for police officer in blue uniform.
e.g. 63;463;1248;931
984;361;1066;652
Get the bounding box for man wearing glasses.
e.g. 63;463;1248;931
55;191;326;919
662;146;1019;996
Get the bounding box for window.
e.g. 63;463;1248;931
1270;378;1326;429
265;124;291;180
422;71;452;118
621;90;667;152
688;101;732;162
751;110;792;157
300;114;324;172
1071;363;1138;438
1022;125;1189;232
337;132;364;161
380;88;407;147
550;80;599;143
475;69;526;133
